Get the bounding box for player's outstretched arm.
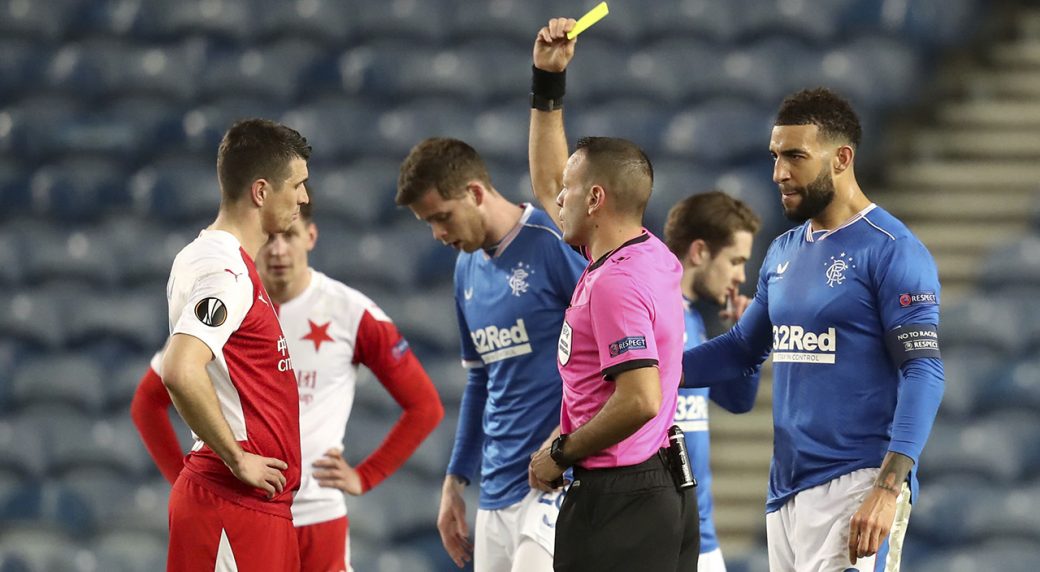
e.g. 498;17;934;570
130;356;185;485
529;17;577;226
162;333;287;498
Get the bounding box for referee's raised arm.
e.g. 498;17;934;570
529;17;577;228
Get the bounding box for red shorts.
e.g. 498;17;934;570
296;515;351;572
168;476;300;572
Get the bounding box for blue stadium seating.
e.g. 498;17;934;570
309;157;401;224
200;39;322;102
89;530;168;572
660;98;773;165
136;155;220;221
64;290;166;351
256;0;356;45
134;0;253;42
45;411;152;477
0;0;80;41
281;99;380;162
352;0;448;44
939;349;1001;418
733;0;854;44
0;415;48;478
987;356;1040;415
916;540;1040;572
922;413;1040;482
373;99;477;158
107;357;154;411
468;100;529;163
0;290;68;350
10;355;107;414
447;0;544;44
25;159;129;223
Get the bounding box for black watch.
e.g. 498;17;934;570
550;434;573;469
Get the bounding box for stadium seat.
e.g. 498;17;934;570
97;216;192;286
447;0;544;43
0;40;47;98
9;355;107;414
980;234;1040;289
0;228;23;287
256;0;355;45
63;469;170;535
0;483;93;537
107;356;155;411
307;157;401;225
0;0;79;40
373;100;477;158
384;286;460;353
922;413;1040;482
0;414;48;478
352;0;448;43
403;415;455;479
811;36;922;111
280;99;380;162
0;528;80;572
939;349;1001;418
46;412;152;477
559;0;649;44
564;38;647;104
135;0;252;41
660;99;773;165
570;98;671;157
200;39;322;103
940;298;1027;355
177;96;286;155
134;155;220;221
987;356;1040;415
910;476;1000;544
346;471;439;541
733;0;854;43
309;224;427;292
19;225;121;286
733;37;819;104
26;159;131;223
916;540;1040;572
466;100;529;162
0;289;66;350
63;289;166;351
90;529;167;572
641;0;741;44
2;96;84;165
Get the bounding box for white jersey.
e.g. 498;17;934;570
281;270;392;527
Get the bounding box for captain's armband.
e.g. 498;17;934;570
884;324;941;367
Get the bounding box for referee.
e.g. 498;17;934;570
526;18;698;572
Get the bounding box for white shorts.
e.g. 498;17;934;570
766;468;912;572
474;488;562;572
698;547;726;572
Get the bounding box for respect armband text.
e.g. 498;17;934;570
884;324;941;366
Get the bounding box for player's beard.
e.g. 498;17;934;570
782;167;836;223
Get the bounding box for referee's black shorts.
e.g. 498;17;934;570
554;449;699;572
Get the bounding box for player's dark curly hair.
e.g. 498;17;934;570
217;118;311;202
775;88;862;149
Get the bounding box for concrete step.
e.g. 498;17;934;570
881;188;1036;220
712;474;769;503
710;408;772;439
712;441;773;470
937;101;1040;128
890;160;1040;188
907;220;1026;252
714;505;766;536
910;128;1040;159
991;38;1040;68
939;67;1040;98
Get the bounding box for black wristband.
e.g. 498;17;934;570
531;65;565;111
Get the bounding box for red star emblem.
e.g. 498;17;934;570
302;320;334;351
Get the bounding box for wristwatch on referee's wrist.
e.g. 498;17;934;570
549;434;574;469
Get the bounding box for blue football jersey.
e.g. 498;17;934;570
676;300;760;554
452;205;586;509
684;204;943;513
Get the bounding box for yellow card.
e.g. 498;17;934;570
566;2;609;40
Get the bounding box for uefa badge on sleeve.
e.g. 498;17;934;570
194;298;227;327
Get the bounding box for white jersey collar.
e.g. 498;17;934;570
804;203;877;243
487;203;534;259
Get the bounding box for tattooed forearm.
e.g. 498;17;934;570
874;452;914;495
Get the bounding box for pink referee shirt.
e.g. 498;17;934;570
556;231;685;469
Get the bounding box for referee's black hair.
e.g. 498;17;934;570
775;88;862;149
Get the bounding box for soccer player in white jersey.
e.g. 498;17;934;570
663;192;763;572
396;138;587;572
160;118;310;571
134;201;445;572
682;89;945;571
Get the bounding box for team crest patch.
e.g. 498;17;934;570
899;292;937;307
824;252;856;287
194;298;227;327
609;336;646;358
509;262;532;297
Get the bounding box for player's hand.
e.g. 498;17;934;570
719;289;751;323
437;475;473;568
534;18;577;73
529;448;565;491
847;486;898;565
228;452;287;499
313;448;363;496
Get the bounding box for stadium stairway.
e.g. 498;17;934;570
879;2;1040;302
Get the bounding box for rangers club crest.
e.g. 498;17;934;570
824;253;856;288
509;262;532;297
